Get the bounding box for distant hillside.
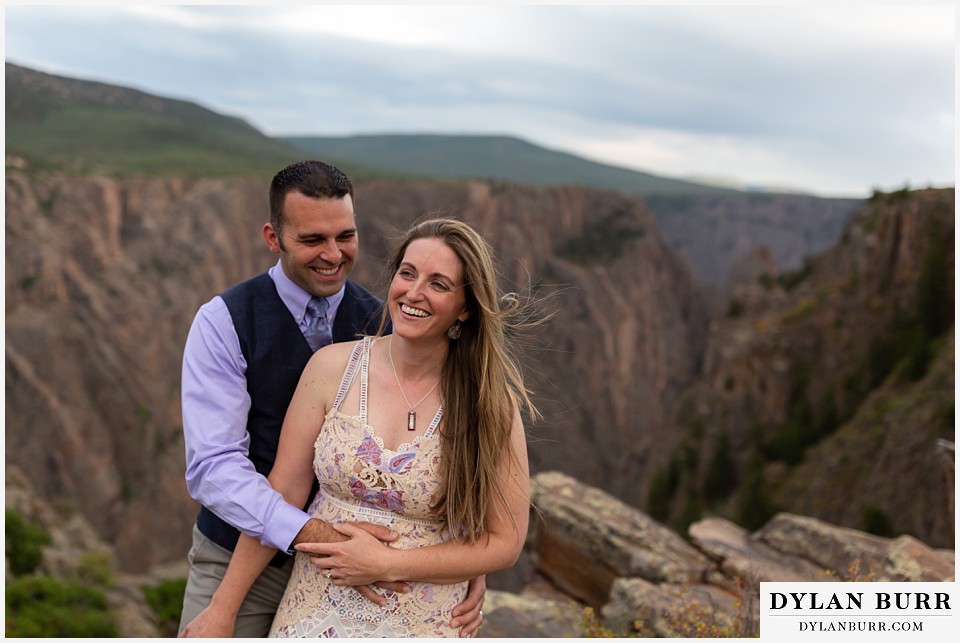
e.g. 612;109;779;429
5;62;861;288
282;133;728;197
4;62;366;179
284;134;863;288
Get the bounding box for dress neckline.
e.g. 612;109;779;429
330;337;443;452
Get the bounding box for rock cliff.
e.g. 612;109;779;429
645;191;862;290
647;188;955;547
6;172;273;570
5;170;708;571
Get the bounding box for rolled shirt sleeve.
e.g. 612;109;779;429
181;295;310;552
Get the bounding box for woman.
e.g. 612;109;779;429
182;218;535;637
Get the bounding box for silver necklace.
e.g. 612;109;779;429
388;337;440;431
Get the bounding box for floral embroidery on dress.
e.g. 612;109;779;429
268;338;465;638
349;476;406;513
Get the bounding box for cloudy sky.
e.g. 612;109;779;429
4;3;955;197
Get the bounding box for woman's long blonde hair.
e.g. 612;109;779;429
377;218;539;542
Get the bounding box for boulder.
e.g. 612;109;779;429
601;577;744;638
756;513;954;581
689;516;831;585
530;471;712;607
480;590;586;638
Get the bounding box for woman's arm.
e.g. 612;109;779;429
297;404;530;586
180;347;361;637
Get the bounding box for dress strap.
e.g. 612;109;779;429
424;404;443;438
331;340;366;412
358;336;373;422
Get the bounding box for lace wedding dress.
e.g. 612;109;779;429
269;337;466;638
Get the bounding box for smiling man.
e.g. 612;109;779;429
178;160;487;637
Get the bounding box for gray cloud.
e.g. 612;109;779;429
4;4;954;196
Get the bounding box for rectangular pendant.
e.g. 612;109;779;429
407;411;417;431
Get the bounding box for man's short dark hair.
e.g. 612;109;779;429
269;160;354;234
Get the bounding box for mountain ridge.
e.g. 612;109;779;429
5;61;862;287
281;132;732;197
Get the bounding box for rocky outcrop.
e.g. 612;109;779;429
480;591;586;638
529;471;712;607
754;514;955;582
479;472;955;638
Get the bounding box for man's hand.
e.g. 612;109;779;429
291;518;410;606
178;604;236;638
451;575;486;638
292;517;400;547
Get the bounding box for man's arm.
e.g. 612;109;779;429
451;575;486;638
181;297;309;551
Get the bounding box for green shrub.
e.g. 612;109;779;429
674;496;704;537
889;185;912;201
784;298;814;322
5;575;119;637
556;207;644;265
647;456;682;522
727;298;744;318
143;577;187;637
777;258;812;291
860;506;895;538
735;451;777;531
77;551;117;588
5;509;52;576
703;433;738;504
758;273;777;290
813;390;840;441
760;422;805;465
915;227;952;339
760;366;818;465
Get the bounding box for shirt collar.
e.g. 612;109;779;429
268;259;346;325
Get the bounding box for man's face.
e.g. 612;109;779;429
263;191;358;298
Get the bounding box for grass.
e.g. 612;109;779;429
143;577;188;637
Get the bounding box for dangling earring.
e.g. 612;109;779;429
447;320;462;340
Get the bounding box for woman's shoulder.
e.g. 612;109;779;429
312;337;366;363
298;339;368;395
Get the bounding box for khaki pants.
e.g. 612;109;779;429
179;523;294;637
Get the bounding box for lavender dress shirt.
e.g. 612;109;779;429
182;260;345;552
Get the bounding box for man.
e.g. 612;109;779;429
179;160;485;637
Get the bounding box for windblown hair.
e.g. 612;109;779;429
268;160;354;238
377;218;539;543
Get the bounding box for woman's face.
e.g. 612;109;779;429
388;237;469;341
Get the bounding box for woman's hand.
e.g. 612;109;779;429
295;522;396;587
178;604;237;638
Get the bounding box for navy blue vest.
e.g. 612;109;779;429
196;272;385;566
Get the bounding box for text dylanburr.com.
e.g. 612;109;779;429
760;582;956;640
